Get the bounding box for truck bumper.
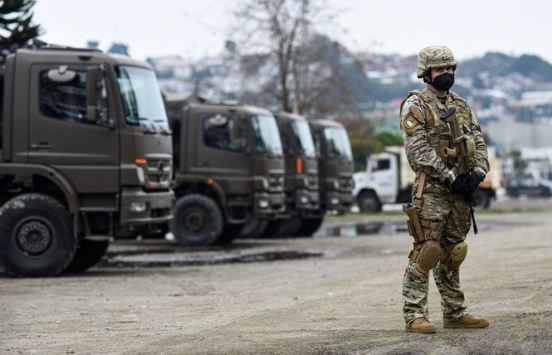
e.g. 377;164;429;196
326;191;353;214
253;192;286;217
294;189;320;212
119;188;175;226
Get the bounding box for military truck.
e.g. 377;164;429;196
164;95;286;246
297;119;354;235
0;46;174;277
252;112;320;238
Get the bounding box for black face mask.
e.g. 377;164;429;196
431;73;455;91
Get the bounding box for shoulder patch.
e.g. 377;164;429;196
402;115;420;135
410;105;425;123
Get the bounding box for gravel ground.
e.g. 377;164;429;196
1;208;552;354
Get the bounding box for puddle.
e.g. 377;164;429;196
316;221;408;238
103;250;323;268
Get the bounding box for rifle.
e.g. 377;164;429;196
441;107;478;235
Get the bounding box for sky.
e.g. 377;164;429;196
33;0;552;63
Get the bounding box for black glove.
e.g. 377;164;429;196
463;172;485;194
450;176;466;193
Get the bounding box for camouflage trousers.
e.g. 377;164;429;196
402;192;471;324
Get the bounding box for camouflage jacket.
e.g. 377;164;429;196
400;86;489;192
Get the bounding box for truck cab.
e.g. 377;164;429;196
165;95;286;246
309;119;354;219
353;148;414;212
258;112;320;237
0;46;174;277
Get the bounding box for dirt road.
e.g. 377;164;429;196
2;210;552;354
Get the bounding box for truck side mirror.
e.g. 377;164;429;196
86;65;106;124
47;66;77;83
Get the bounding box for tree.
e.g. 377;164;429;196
0;0;41;56
233;0;357;116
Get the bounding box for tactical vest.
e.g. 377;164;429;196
401;90;476;175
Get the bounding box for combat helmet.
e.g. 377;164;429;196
416;45;457;78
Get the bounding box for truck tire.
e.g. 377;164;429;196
170;194;223;246
0;193;76;277
357;190;382;213
65;239;110;273
260;218;301;238
240;218;268;239
472;189;491;209
276;217;302;237
294;217;324;237
259;220;283;238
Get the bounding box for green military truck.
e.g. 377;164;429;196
164;95;286;246
254;112;320;237
0;46;174;277
298;119;353;235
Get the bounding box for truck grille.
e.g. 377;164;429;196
145;159;172;189
268;173;284;192
339;176;353;191
307;174;319;189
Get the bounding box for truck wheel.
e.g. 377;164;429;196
275;217;302;237
357;190;382;213
294;217;324;237
0;193;76;277
65;239;110;273
472;189;491;209
240;218;268;239
216;223;245;245
171;194;223;246
259;220;283;238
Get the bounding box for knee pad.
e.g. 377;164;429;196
415;240;442;274
449;242;468;268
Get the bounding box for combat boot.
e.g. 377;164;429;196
443;314;489;329
405;318;437;334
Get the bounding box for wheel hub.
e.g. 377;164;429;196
183;210;206;233
15;219;53;255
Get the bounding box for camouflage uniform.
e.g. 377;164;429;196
400;61;489;324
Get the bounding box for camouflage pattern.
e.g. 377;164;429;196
402;192;470;323
400;87;489;187
416;46;457;78
400;85;489;324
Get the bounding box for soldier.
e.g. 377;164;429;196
400;45;490;334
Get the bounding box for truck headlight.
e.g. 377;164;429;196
258;199;270;208
129;201;147;213
330;197;340;205
300;196;309;204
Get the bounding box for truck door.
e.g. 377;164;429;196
191;111;249;190
27;64;119;193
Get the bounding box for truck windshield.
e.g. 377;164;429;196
116;66;168;127
291;121;316;157
323;127;353;161
250;115;283;156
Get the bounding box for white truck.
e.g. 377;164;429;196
353;146;501;212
